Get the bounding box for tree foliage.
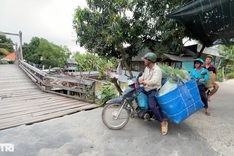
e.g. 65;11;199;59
131;0;191;53
73;0;191;76
0;35;14;53
22;37;70;68
74;0;136;77
0;48;10;56
74;53;118;79
219;45;234;67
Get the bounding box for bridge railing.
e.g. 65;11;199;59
18;60;96;103
18;60;46;84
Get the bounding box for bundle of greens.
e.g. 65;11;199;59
158;81;177;96
158;64;191;83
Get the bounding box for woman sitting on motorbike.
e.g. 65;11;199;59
190;58;210;116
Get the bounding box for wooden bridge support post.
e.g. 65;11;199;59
19;31;23;60
67;82;70;95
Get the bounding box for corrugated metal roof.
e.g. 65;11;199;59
163;53;195;62
197;45;222;57
66;58;78;64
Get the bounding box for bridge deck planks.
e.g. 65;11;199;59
0;64;99;130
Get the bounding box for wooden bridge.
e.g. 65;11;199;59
0;64;99;130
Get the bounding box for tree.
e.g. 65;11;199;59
22;37;41;63
219;45;234;68
131;0;191;54
74;53;118;79
73;0;191;77
0;35;14;53
22;37;70;68
74;0;138;77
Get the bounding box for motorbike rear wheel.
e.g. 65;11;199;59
102;103;130;130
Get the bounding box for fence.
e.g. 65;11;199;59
18;60;96;103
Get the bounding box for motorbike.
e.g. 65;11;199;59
101;73;160;130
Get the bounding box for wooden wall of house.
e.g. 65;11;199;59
130;60;184;72
131;61;145;72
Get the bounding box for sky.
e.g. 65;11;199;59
0;0;87;53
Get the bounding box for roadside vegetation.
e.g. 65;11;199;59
74;53;118;79
218;45;234;80
22;37;70;68
0;35;14;64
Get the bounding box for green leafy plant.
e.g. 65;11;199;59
158;64;190;82
226;72;234;79
216;68;223;82
74;53;118;79
96;83;117;106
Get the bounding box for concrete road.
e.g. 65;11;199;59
0;80;234;156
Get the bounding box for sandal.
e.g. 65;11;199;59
205;112;211;116
161;121;168;136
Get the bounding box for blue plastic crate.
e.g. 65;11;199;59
155;78;204;124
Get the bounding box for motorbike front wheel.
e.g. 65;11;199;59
102;103;130;130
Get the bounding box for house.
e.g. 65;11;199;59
131;50;148;72
162;53;195;72
1;52;16;61
131;48;195;72
186;42;223;67
131;41;222;73
64;58;100;78
64;58;78;73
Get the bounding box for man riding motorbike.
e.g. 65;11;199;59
139;52;168;136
